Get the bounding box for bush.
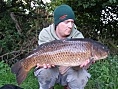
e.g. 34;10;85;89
0;61;38;89
86;55;118;89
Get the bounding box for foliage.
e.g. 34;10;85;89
0;55;118;89
0;61;38;89
0;11;38;65
0;61;16;86
86;55;118;89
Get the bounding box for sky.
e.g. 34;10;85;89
42;0;51;4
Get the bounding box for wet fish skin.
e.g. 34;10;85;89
11;38;109;85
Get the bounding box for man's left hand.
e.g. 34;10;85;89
80;59;90;68
80;59;95;69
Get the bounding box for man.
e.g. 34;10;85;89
34;4;91;89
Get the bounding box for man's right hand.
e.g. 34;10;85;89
36;63;55;69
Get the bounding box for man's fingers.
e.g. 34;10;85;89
80;59;90;68
36;63;55;69
43;64;47;68
80;63;84;68
36;63;42;68
86;59;90;65
52;64;55;67
47;64;51;68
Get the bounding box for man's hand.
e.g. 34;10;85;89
36;63;55;69
80;59;90;68
80;59;95;69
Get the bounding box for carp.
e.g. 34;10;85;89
11;38;109;85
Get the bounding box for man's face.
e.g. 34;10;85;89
56;19;74;39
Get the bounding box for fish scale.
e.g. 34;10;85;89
11;38;109;85
37;43;90;66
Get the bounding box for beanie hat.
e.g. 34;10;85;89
54;5;75;26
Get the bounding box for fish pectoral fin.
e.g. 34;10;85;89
59;66;70;74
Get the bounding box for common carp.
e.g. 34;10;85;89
11;38;109;85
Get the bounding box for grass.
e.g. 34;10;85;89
85;55;118;89
0;55;118;89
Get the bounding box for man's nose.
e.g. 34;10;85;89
68;22;73;28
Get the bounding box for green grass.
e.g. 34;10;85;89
85;55;118;89
0;55;118;89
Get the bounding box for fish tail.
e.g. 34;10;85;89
11;61;28;85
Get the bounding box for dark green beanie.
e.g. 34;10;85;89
54;5;75;26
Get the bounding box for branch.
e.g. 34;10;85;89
108;41;118;51
10;12;22;35
0;50;26;58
